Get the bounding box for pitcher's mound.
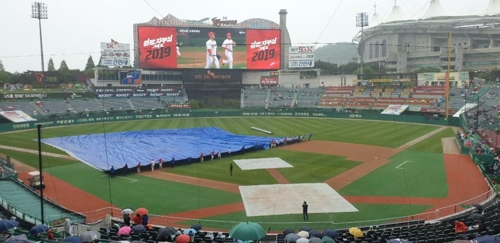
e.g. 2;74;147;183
239;183;358;217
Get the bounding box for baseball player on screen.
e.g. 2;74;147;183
205;31;220;69
222;32;235;69
176;41;181;58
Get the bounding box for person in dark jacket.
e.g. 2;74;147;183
302;201;309;220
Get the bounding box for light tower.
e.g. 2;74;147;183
31;2;48;73
356;12;369;76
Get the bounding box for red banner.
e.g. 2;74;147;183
260;76;279;85
138;27;177;69
246;29;281;70
168;104;191;109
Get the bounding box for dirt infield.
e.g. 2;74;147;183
442;138;461;155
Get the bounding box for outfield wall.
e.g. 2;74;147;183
0;110;460;133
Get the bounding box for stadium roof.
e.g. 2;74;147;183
383;1;410;23
485;0;500;16
420;0;451;19
371;3;381;26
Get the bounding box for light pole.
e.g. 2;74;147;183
356;12;369;76
31;2;48;73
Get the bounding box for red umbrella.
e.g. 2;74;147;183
175;234;190;243
136;207;148;215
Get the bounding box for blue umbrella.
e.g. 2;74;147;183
300;226;312;232
29;225;48;235
472;235;500;243
322;229;339;239
0;220;19;232
309;230;321;238
184;228;197;235
63;236;83;243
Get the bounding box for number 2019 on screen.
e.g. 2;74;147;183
145;47;171;60
251;49;275;62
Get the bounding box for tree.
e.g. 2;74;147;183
85;55;95;71
59;60;69;72
0;60;4;72
354;66;377;75
47;58;56;71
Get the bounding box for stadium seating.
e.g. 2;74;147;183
37;100;71;114
131;98;164;110
99;99;133;111
0;101;39;115
242;87;269;108
69;99;105;112
295;88;324;107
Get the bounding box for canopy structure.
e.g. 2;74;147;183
371;3;381;26
383;1;410;23
420;0;451;19
485;0;500;16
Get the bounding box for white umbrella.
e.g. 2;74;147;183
297;231;309;238
297;238;309;243
121;208;134;215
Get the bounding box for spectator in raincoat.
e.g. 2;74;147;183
142;214;149;226
132;214;142;225
455;220;468;233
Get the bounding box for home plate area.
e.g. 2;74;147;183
239;183;358;217
233;157;293;170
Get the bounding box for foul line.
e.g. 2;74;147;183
101;175;138;183
396;160;412;169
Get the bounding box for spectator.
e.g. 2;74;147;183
132;214;142;225
142;214;149;226
454;220;468;234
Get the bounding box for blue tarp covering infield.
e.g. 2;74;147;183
40;127;277;171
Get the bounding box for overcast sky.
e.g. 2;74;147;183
0;0;492;72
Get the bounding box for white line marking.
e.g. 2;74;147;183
396;160;412;169
101;175;137;183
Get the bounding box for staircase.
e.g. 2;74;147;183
291;92;299;107
30;102;46;114
66;101;78;113
240;89;245;108
265;89;271;110
127;99;136;110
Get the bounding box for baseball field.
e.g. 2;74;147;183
177;46;247;69
0;117;491;231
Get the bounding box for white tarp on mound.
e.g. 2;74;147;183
381;105;409;115
0;110;37;123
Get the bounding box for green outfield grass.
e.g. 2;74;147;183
169;150;361;185
339;128;455;198
179;204;432;230
0;117;439;155
0;148;76;169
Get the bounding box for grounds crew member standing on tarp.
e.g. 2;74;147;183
302;201;309;220
230;163;233;176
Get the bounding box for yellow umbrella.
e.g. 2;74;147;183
349;227;363;238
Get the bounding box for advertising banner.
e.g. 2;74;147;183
100;41;131;67
168;104;191;108
94;88;177;93
1;92;94;100
138;27;178;69
138;26;280;70
119;70;142;85
182;69;242;82
260;76;279;85
0;111;37;123
422;72;470;82
289;60;315;68
96;92;182;98
288;45;315;68
380;105;409;115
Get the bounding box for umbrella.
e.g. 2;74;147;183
118;226;132;235
29;224;48;235
285;233;300;242
121;208;134;215
283;228;295;236
158;227;177;239
297;231;309;238
132;225;146;234
136;208;148;215
184;228;197;235
191;223;203;231
321;236;336;243
5;234;30;243
387;239;412;243
322;229;339;239
309;237;322;243
297;238;309;243
472;235;500;243
309;230;321;238
300;226;312;232
472;204;484;213
131;241;147;243
175;234;190;243
79;230;101;242
0;220;19;232
348;227;363;238
229;222;266;241
63;236;83;243
469;213;485;221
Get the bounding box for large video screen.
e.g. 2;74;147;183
138;26;281;70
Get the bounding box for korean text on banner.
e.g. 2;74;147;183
100;42;131;67
138;27;178;69
246;29;281;70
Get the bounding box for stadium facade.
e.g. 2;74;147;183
357;0;500;73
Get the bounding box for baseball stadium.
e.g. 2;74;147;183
0;5;500;243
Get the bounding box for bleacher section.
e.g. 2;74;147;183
37;100;70;114
131;98;163;110
411;86;445;99
295;88;323;107
69;99;105;112
99;99;133;111
0;101;38;115
242;88;268;108
269;88;294;108
0;180;85;224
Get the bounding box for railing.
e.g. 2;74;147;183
36;187;496;232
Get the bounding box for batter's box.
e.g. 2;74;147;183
239;183;358;217
234;157;293;170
